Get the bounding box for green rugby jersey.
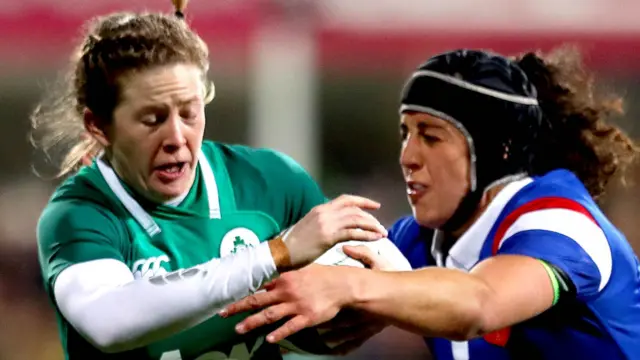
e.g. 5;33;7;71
37;140;326;360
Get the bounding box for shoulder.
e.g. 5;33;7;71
38;196;128;296
388;215;434;268
508;169;594;210
38;197;125;248
388;216;422;244
496;169;605;246
48;164;128;215
497;169;606;242
38;168;128;250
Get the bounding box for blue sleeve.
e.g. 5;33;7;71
498;230;602;300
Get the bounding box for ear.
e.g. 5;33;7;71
83;109;110;148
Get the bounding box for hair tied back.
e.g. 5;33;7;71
172;0;189;19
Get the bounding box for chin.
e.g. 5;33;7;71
149;168;196;201
157;183;189;199
412;207;448;230
145;180;188;203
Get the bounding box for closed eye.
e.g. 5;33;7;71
421;133;440;143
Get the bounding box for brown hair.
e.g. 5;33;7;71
30;0;213;178
516;46;639;198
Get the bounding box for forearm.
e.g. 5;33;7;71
55;241;285;353
348;267;491;340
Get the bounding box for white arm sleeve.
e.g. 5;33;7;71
53;241;276;353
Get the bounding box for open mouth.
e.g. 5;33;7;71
406;181;428;204
156;162;187;173
154;162;188;182
407;181;427;194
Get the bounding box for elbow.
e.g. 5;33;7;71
84;329;128;354
78;321;134;354
94;338;132;354
93;341;123;354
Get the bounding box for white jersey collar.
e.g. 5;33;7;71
431;176;533;271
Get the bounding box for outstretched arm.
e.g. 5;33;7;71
348;255;554;340
222;254;555;343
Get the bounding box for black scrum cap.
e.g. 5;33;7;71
400;49;543;231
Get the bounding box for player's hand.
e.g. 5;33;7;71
219;264;353;343
308;248;393;355
343;245;397;271
279;195;387;269
315;309;387;355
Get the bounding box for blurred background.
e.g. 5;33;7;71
1;0;639;359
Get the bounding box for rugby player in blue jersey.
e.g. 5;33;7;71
223;48;640;359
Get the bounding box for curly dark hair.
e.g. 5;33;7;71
30;0;213;177
516;46;639;198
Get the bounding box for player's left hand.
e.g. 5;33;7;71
219;264;352;343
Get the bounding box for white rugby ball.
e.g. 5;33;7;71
313;237;412;271
279;237;412;355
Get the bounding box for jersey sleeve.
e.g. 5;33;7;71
37;200;127;296
494;197;612;300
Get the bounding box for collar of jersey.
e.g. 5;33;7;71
94;150;222;237
431;176;533;271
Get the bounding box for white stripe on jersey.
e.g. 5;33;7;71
451;341;470;360
497;208;612;291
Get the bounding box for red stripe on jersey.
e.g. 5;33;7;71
484;327;511;347
483;197;597;348
491;196;597;256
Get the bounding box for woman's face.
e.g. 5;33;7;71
399;111;471;228
88;63;206;203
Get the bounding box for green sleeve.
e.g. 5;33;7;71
37;200;128;297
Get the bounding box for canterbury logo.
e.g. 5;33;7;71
131;255;170;280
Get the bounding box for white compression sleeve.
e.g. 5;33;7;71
53;241;277;353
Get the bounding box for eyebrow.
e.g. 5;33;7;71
416;121;446;132
133;103;168;116
132;96;201;113
176;96;201;106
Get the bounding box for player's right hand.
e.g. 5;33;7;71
276;195;387;270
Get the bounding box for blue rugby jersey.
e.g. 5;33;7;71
389;169;640;360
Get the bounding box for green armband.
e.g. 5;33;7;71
539;260;561;306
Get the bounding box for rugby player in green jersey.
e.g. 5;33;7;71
31;1;388;359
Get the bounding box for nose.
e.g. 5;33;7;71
400;134;422;173
161;115;187;153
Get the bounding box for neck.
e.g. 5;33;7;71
445;172;527;240
447;184;506;239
